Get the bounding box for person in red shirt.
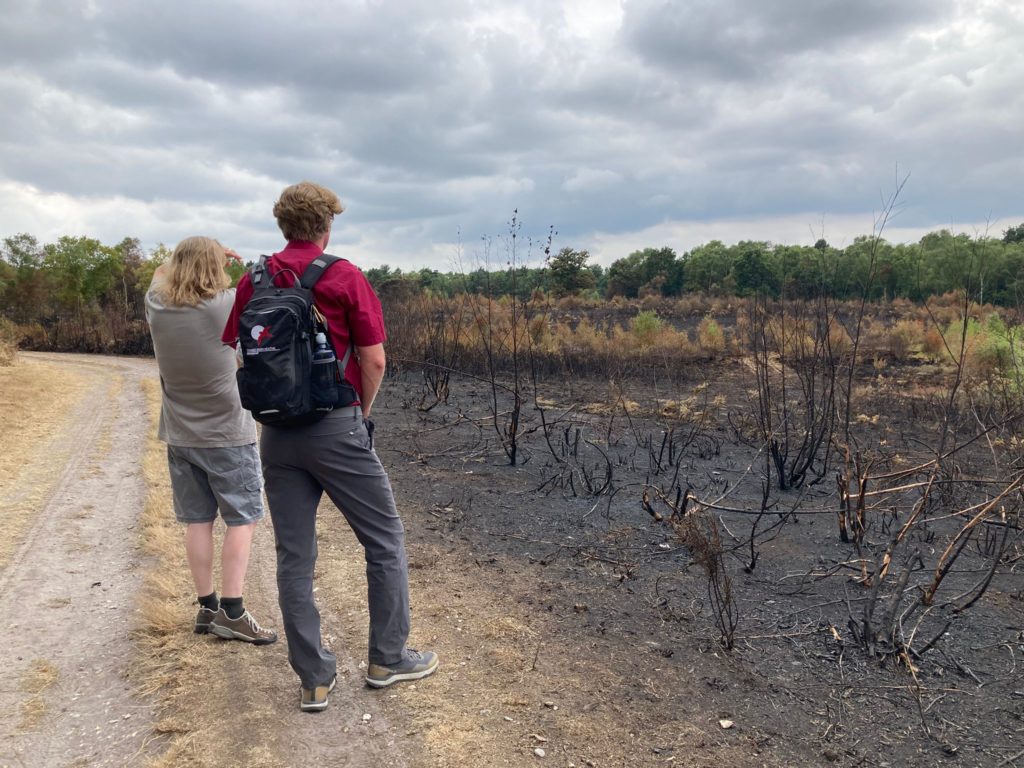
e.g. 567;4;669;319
223;181;438;711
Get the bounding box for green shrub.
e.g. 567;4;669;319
944;315;1024;379
971;316;1017;377
697;316;725;356
631;310;662;346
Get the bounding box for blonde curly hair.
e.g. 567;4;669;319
154;236;231;307
273;181;344;242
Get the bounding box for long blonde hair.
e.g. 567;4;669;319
156;236;232;307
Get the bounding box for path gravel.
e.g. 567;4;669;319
0;353;160;768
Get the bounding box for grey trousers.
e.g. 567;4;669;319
260;407;410;689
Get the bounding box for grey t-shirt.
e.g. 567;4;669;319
145;285;257;448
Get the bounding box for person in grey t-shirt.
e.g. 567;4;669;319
146;236;276;645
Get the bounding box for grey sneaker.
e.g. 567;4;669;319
208;608;278;645
194;606;217;635
300;676;337;712
365;649;439;688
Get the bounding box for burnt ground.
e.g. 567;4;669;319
9;352;1020;767
355;357;1024;768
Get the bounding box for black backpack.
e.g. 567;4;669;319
235;253;357;427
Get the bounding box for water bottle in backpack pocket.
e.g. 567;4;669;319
311;332;341;409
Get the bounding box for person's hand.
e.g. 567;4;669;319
224;248;243;264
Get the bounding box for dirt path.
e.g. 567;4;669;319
0;353;159;767
0;353;411;768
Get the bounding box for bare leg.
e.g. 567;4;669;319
184;522;215;596
222;522;256;598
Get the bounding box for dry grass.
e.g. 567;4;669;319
0;360;91;569
0;316;19;366
477;615;540;674
19;658;59;730
0;344;16;367
135;378;217;762
133;379;291;768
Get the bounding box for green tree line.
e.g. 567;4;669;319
2;225;1023;353
369;225;1024;305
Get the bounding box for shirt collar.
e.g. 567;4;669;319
280;240;323;256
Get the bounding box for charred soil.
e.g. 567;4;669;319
358;359;1024;768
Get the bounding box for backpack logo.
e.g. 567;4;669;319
251;325;273;345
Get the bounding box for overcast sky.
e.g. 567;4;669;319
1;0;1021;270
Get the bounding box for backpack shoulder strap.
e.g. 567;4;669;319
250;255;271;287
297;253;356;385
299;253;347;290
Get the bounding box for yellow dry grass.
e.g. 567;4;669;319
19;658;59;730
133;379;291;768
0;360;91;569
0;318;17;367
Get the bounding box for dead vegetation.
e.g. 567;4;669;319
0;316;19;366
375;270;1024;764
18;659;59;730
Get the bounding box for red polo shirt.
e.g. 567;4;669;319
221;241;387;400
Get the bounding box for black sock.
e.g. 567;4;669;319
198;592;219;611
221;596;244;619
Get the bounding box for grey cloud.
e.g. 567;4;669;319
620;0;952;82
94;2;457;95
0;0;1021;270
0;0;98;68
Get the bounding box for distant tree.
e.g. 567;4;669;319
638;247;683;296
42;236;122;314
1;233;44;270
606;251;645;298
364;264;401;289
1003;223;1024;244
683;240;732;294
112;237;146;318
415;267;454;296
917;229;976;298
547;247;596;296
774;244;823;300
1;233;48;323
731;241;777;297
606;246;682;298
